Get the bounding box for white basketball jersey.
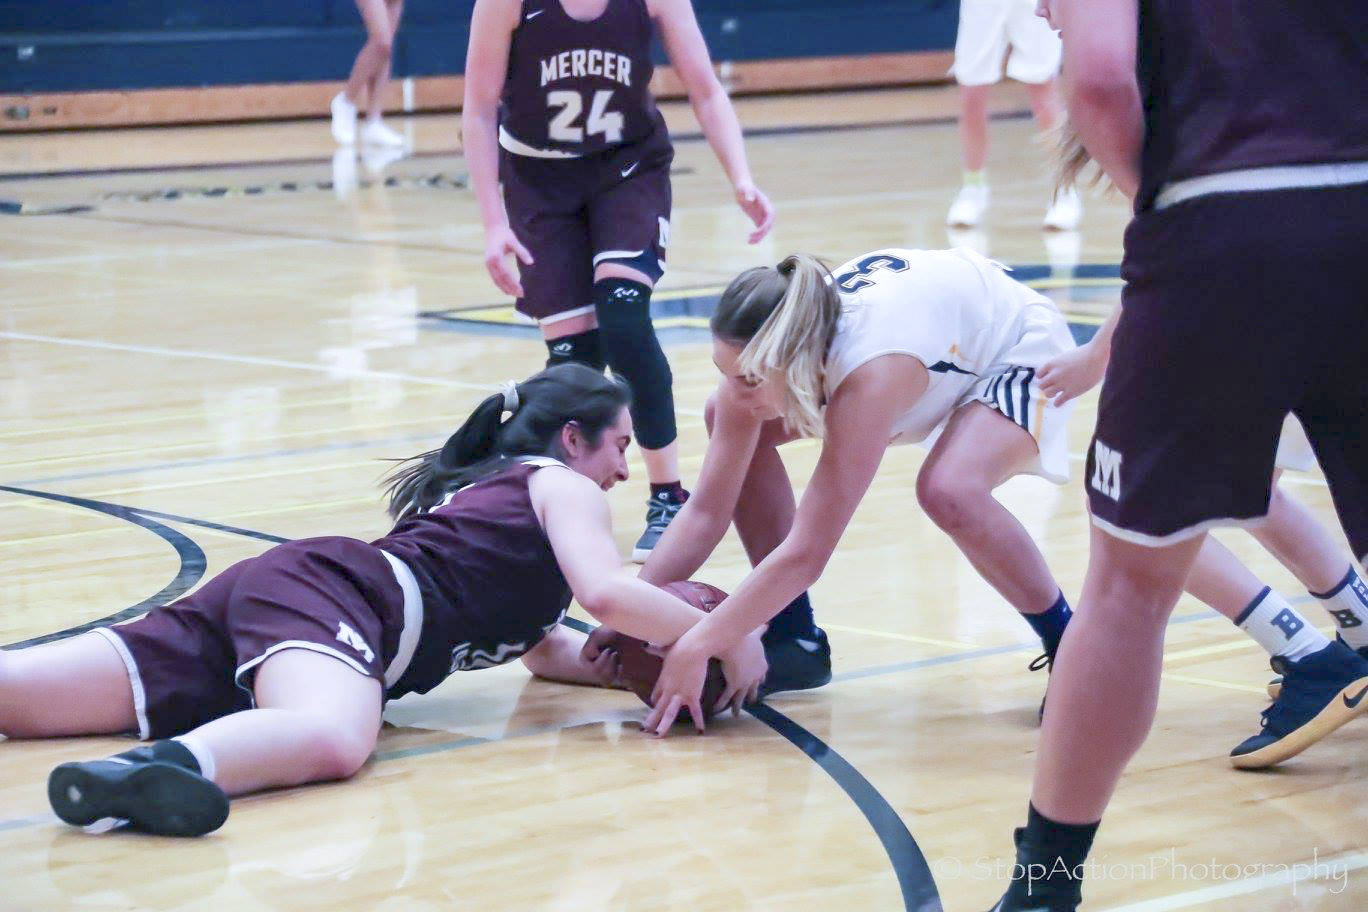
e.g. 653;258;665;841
823;247;1061;445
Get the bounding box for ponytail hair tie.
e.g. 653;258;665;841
501;380;520;416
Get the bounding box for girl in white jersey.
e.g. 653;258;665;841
638;248;1079;729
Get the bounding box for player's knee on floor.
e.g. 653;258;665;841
302;724;375;781
593;278;676;450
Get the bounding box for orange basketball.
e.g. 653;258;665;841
606;580;730;722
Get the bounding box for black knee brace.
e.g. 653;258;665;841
593;278;676;450
544;328;606;371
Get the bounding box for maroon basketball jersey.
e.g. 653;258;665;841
372;459;573;697
499;0;666;156
1135;0;1368;209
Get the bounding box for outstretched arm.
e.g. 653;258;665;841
644;355;928;733
652;0;774;243
640;383;763;585
533;467;709;644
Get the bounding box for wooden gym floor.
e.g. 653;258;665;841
1;86;1364;911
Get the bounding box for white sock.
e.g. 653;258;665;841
1235;588;1330;662
1312;566;1368;650
172;734;218;783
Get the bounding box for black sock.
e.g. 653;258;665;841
545;328;606;371
763;591;817;644
1024;591;1072;656
649;481;687;504
1002;804;1098;907
113;740;201;775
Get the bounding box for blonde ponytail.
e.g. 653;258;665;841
711;254;841;439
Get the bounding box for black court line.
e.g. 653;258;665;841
559;617;942;909
1;493;942;910
0;485;208;649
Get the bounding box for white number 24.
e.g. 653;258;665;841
547;89;623;143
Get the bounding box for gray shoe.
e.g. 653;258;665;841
632;492;685;563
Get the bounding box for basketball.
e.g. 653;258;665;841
606;580;730;722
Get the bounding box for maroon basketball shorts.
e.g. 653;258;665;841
499;132;673;324
1087;181;1368;552
94;538;409;739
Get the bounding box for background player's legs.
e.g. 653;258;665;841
594;262;678;488
0;631;136;738
1023;78;1081;230
540;311;604;369
917;402;1064;619
333;0;405;146
947;84;992;227
169;648;383;796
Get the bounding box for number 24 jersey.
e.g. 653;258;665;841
500;0;667;157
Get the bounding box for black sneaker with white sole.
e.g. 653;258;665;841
632;491;686;563
758;627;832;698
49;745;229;837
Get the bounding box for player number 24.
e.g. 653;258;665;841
547;89;623;143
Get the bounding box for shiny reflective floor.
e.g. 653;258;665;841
2;86;1364;911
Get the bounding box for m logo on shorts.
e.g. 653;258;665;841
336;621;375;664
1091;441;1123;501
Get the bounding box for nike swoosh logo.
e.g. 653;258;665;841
1344;683;1368;709
525;9;544;19
620;162;638;178
928;360;976;376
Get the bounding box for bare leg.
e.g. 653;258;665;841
1183;536;1267;622
702;397;798;566
1032;528;1203;822
958;84;991;172
365;0;406;122
916;402;1061;614
0;632;136;738
1024;78;1063;133
1250;476;1354;593
345;0;397;107
174;649;382;796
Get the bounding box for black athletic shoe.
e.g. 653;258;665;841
1268;641;1368;699
1029;650;1056;724
1231;640;1368;770
988;827;1082;912
759;627;832;698
632;492;685;563
49;753;229;837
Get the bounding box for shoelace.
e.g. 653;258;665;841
1028;653;1053;673
645;498;683;530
